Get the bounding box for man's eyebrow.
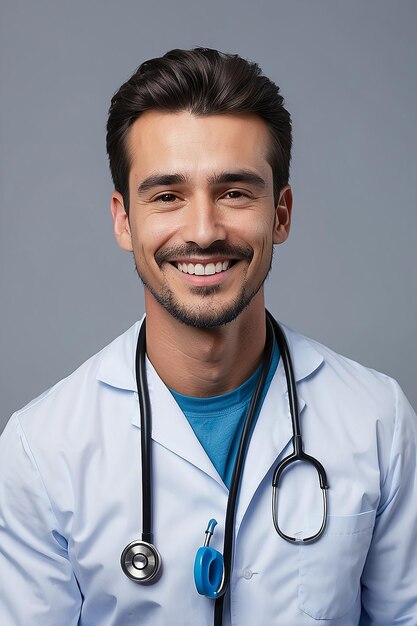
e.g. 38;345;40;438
137;173;188;194
207;170;266;188
137;170;266;195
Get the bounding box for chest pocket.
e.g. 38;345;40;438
298;510;376;620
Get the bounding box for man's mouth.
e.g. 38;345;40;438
174;260;234;276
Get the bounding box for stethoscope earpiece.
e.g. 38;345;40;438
194;519;224;598
120;539;161;583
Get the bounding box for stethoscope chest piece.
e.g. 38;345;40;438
120;540;161;583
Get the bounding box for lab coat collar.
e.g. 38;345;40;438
96;317;324;492
278;323;324;384
96;318;143;392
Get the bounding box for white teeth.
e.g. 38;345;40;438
176;260;231;275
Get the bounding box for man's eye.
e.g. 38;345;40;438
224;190;245;199
156;193;177;202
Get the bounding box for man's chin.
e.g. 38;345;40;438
155;290;256;329
167;309;240;329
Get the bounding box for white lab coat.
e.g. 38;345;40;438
0;318;416;625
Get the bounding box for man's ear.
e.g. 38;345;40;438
110;191;133;252
273;185;293;244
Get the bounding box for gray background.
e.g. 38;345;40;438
1;0;416;433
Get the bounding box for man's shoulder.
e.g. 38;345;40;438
280;325;416;451
282;323;397;404
12;320;142;431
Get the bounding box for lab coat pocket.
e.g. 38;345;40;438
298;510;376;620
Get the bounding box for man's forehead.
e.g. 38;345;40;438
127;110;273;181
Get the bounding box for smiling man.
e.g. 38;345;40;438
1;48;416;626
111;109;291;397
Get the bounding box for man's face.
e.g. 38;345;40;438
111;111;292;328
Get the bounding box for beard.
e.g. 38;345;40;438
134;243;273;329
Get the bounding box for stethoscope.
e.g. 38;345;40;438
120;310;329;625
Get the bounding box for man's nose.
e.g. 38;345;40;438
181;197;227;249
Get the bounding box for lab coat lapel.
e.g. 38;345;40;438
141;358;227;488
235;326;323;529
96;318;225;487
234;362;294;528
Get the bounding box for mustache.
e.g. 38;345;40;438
155;243;253;267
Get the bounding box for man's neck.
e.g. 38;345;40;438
144;292;267;398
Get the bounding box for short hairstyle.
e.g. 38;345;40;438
106;47;292;213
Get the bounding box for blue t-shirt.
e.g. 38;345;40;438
169;342;279;487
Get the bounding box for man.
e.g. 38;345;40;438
0;48;416;625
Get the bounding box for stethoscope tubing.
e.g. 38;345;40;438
127;311;329;625
136;321;154;544
267;314;329;536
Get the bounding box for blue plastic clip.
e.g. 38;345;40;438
194;519;224;598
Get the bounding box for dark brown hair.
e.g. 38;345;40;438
106;48;292;212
